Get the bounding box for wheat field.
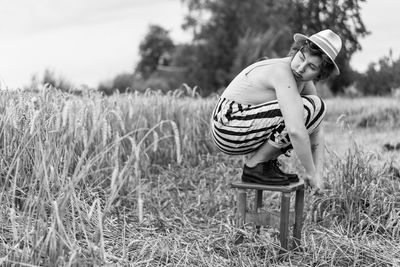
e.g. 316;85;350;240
0;85;399;266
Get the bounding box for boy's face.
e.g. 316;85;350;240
290;48;322;82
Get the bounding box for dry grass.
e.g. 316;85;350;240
0;87;399;266
325;96;400;128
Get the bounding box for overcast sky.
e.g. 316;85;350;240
0;0;398;89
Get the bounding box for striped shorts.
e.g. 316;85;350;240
210;95;326;155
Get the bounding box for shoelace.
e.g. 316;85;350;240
270;159;282;172
271;159;295;176
262;160;282;173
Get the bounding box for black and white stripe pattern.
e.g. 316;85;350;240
210;95;326;155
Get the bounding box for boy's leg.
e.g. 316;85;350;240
245;142;282;167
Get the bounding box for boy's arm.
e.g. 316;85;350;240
301;80;317;95
310;124;325;178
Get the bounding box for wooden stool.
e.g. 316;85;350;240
231;180;305;251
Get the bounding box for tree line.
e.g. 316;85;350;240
31;0;400;97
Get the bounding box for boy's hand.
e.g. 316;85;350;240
303;173;325;195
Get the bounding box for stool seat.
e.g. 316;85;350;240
231;180;304;193
231;179;305;253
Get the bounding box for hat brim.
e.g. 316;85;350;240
293;33;340;75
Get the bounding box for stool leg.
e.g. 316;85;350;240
293;187;305;250
234;189;247;245
254;190;263;234
279;192;291;252
236;189;247;226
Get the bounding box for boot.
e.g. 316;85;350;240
242;162;289;185
269;159;299;183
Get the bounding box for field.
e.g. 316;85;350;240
0;86;400;266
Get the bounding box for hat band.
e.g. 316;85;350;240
309;35;338;59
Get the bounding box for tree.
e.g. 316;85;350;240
135;25;175;79
111;73;135;93
182;0;290;95
180;0;369;95
42;68;73;92
287;0;369;93
355;51;400;95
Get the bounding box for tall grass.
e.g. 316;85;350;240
0;87;399;266
302;146;400;266
0;86;216;265
325;96;400;128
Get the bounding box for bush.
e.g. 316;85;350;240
355;50;400;95
25;69;74;92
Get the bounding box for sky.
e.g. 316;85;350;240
0;0;399;89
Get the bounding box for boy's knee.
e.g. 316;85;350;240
302;95;324;108
301;95;326;129
302;95;326;115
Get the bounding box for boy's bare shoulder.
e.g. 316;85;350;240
262;58;292;79
248;58;292;88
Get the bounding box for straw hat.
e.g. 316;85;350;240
293;29;342;75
